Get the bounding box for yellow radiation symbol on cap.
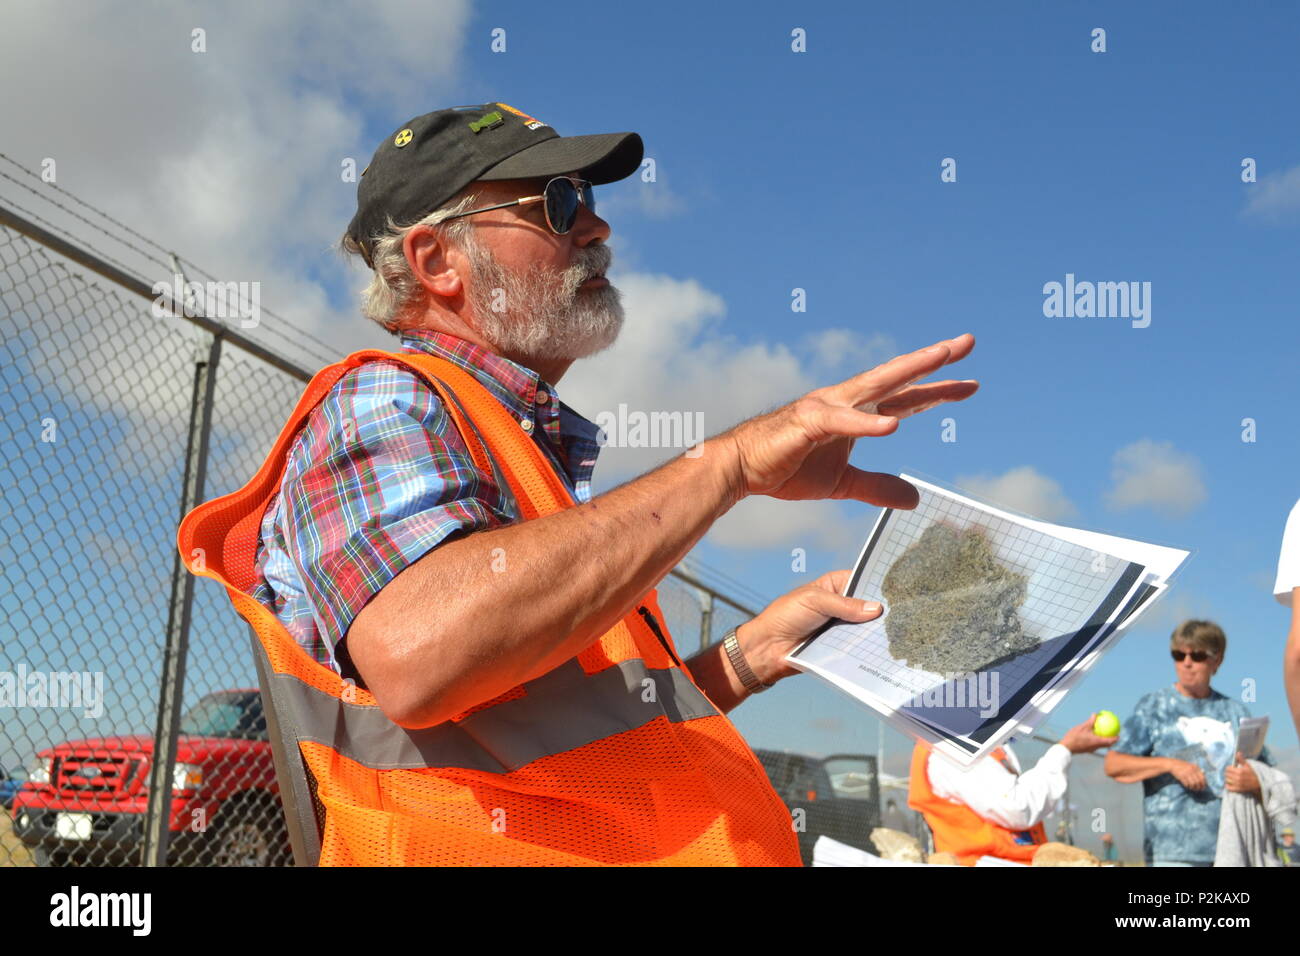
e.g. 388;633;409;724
393;128;413;148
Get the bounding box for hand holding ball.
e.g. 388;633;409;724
1093;710;1121;737
1062;712;1120;754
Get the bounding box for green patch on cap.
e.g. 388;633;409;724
469;111;504;133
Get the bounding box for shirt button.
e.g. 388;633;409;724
536;389;550;404
520;417;534;432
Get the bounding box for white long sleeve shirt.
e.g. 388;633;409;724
927;743;1072;831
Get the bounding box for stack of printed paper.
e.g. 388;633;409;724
787;473;1191;766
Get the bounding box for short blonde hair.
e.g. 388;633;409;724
1170;620;1226;659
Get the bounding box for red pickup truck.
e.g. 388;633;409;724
11;689;291;866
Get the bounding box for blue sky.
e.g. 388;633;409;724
455;2;1299;756
2;1;1298;858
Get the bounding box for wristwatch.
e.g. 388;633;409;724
722;626;773;694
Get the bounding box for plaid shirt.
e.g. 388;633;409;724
252;328;603;676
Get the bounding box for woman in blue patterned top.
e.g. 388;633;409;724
1104;620;1274;866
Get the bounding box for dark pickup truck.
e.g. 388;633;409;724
754;749;880;865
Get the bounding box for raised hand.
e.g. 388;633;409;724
719;334;978;507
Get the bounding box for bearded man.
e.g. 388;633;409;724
185;102;978;865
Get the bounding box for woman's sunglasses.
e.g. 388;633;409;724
439;176;596;235
1171;649;1213;663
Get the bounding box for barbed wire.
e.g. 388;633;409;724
0;152;177;262
0;191;151;287
0;152;349;367
172;254;351;365
0;162;169;276
679;554;772;611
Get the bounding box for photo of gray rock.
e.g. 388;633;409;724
880;522;1035;675
790;471;1186;766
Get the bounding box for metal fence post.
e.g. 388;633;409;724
666;567;758;649
877;718;885;788
141;329;224;866
699;590;714;653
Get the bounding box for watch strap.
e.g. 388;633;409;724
723;626;772;694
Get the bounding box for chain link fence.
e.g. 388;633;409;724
0;182;1137;867
0;219;304;866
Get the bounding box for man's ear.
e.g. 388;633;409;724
404;225;463;299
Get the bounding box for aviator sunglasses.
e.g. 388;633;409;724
439;176;596;235
1170;649;1213;663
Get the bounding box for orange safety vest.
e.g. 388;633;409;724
907;741;1047;866
177;347;802;866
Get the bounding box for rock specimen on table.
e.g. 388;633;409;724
1031;842;1101;867
870;827;925;863
880;521;1034;675
926;851;961;866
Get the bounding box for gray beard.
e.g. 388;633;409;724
461;233;624;365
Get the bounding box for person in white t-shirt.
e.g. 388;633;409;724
1275;498;1300;740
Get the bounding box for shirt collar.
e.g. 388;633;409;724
398;327;550;423
396;327;603;466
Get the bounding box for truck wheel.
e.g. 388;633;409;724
204;793;291;867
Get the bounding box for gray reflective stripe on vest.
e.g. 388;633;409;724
266;658;719;773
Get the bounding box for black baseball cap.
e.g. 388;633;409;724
346;102;643;266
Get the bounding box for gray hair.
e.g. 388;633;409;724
338;188;482;333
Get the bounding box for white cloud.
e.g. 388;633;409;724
1137;589;1215;640
951;465;1079;521
1243;163;1300;222
0;0;473;372
0;9;514;609
1104;439;1207;518
708;495;862;554
599;178;688;220
801;327;898;373
561;270;896;552
2;0;478;494
561;270;807;464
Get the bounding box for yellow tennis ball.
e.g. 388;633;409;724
1094;711;1121;737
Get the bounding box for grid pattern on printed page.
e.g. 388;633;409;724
821;486;1131;692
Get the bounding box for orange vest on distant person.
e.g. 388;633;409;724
177;348;802;866
908;741;1047;866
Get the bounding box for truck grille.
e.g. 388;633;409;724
53;754;143;797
